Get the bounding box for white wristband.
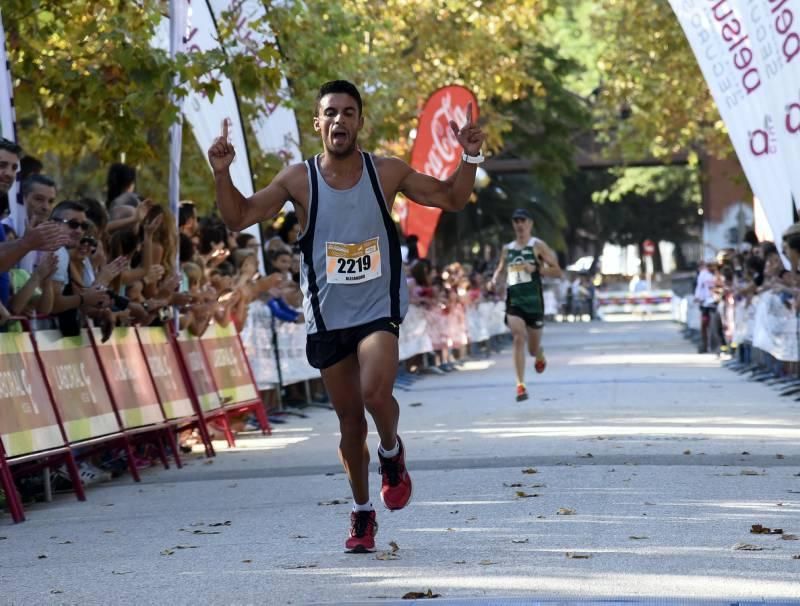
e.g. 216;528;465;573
462;150;484;164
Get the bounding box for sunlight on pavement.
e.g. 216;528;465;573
568;353;721;366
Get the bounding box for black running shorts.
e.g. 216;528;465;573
505;305;544;330
306;317;401;370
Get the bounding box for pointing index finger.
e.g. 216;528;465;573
221;118;230;141
465;102;473;127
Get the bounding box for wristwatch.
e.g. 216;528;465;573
462;150;485;164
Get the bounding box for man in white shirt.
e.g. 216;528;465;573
3;174;58;273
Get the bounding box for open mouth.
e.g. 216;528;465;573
332;130;347;144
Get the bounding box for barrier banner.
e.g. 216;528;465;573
137;327;195;420
200;322;259;405
732;296;757;347
466;304;490;344
176;330;223;412
275;320;318;386
34;330;119;442
91;328;165;428
487;301;508;337
240;301;279;389
399;304;433;360
0;333;64;458
752;292;799;362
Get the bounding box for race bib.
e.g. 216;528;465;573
326;237;382;284
507;262;532;286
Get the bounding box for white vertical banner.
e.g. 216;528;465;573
668;0;795;246
155;1;264;270
734;0;800;215
207;0;302;166
0;7;21;228
168;0;187;237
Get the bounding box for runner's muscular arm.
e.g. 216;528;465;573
535;241;562;278
209;119;304;231
490;246;508;288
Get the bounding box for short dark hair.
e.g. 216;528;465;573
106;162;136;204
785;234;800;254
179;202;196;227
278;211;299;243
51;200;87;220
317;80;363;115
20;156;43;179
79;197;108;231
21;174;56;197
236;233;256;249
0;138;22;157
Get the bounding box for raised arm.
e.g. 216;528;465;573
396;102;487;212
208;119;296;231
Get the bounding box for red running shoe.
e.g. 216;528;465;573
535;355;547;374
516;384;529;402
345;510;378;553
378;437;413;511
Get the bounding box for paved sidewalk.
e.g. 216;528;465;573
2;321;800;605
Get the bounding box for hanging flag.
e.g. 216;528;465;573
400;86;479;259
0;7;21;229
155;1;263;268
207;0;302;166
667;1;794;247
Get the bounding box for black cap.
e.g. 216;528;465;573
511;208;532;221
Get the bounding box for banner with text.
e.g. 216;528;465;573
200;322;259;406
0;333;64;458
668;0;794;243
401;86;479;258
137;327;195;421
176;330;224;413
35;330;119;443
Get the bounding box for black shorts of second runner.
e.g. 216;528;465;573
306;317;402;370
505;305;544;330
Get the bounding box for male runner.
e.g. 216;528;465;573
209;80;485;552
491;208;562;402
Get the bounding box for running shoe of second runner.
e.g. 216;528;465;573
535;354;547;374
378;436;413;510
345;510;378;553
516;383;529;402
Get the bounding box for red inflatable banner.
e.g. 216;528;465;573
399;86;479;258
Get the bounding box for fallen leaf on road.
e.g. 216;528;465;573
741;469;766;476
565;552;591;559
376;551;400;561
516;491;539;499
227;483;238;488
512;538;529;544
57;540;73;545
782;534;799;541
734;543;765;551
579;453;594;458
683;450;691;455
531;483;547;488
793;555;800;559
174;545;198;550
479;560;496;565
449;510;459;514
557;508;576;515
291;535;309;539
402;589;440;599
284;564;318;569
536;515;546;519
208;521;232;527
409;402;422;407
776;454;785;459
453;560;466;564
446;528;455;532
189;530;221;535
242;560;252;563
37;555;47;559
644;502;656;506
112;570;133;575
0;537;6;540
629;536;649;540
742;451;750;455
504;482;523;488
318;499;348;506
522;468;538;474
50;590;63;594
103;530;114;534
160;549;175;556
751;524;783;535
389;541;399;553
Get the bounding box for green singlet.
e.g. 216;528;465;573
505;237;544;318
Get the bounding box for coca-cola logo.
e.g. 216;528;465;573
423;93;468;179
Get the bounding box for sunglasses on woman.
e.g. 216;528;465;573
57;218;90;231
